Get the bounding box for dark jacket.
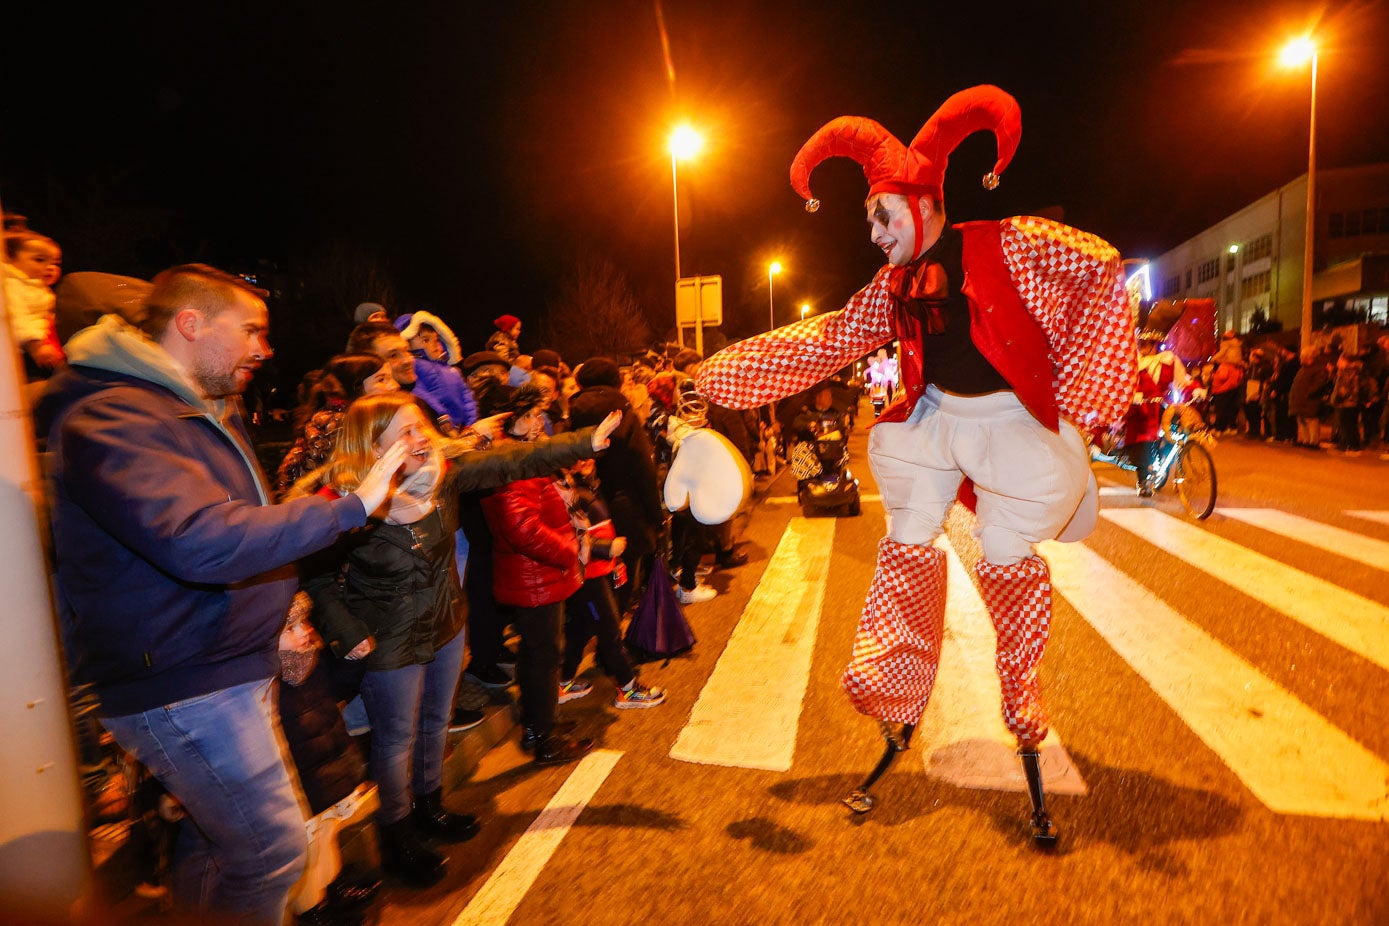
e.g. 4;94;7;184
37;317;366;717
301;429;598;668
1288;364;1331;418
278;658;364;815
483;471;584;608
569;384;663;557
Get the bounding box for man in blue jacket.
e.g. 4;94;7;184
39;264;404;925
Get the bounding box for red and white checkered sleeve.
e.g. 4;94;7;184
1001;217;1138;429
695;267;896;409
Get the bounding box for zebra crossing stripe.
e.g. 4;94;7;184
452;750;623;926
1346;510;1389;528
1101;508;1389;673
1221;509;1389;573
669;517;836;770
915;541;1088;795
1042;540;1389;820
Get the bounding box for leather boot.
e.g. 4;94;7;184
840;539;947;724
976;555;1052;747
378;818;446;888
411;788;480;843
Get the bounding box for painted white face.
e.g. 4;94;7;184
866;193;918;267
377;404;432;475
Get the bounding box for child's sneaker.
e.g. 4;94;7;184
613;682;666;709
558;678;593;704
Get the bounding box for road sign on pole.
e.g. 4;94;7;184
676;275;723;357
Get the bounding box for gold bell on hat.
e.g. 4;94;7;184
982;171;1000;190
804;198;821;213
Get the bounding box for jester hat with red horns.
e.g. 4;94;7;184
789;85;1022;262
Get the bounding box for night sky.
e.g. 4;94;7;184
4;0;1388;362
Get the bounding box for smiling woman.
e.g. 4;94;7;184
288;391;618;886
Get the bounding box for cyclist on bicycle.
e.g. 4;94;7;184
1126;329;1190;495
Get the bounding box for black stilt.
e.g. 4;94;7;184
1018;749;1057;847
843;722;916;814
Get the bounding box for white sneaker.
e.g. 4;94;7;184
676;583;717;604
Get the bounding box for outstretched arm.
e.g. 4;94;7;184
696;267;896;409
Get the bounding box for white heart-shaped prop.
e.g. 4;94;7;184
664;428;752;525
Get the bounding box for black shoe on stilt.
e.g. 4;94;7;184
411;787;480;843
1018;749;1058;848
843;722;915;815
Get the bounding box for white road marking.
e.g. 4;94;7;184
1101;508;1389;672
1346;509;1389;528
917;541;1088;795
1221;508;1389;573
452;750;623;926
669;518;836;770
765;493;882;505
1042;540;1389;820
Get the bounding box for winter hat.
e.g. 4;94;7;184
532;348;562;370
790;85;1021;260
502;382;548;419
354;302;387;324
462;350;509;375
494;314;521;332
576;356;621;389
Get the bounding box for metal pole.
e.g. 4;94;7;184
673;150;684;347
768;267;775;331
0;191;92;918
1300;53;1318;351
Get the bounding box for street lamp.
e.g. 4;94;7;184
768;260;783;330
1280;35;1318;350
670;124;704;345
800;302;810;322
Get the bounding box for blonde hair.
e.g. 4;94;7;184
321;393;439;493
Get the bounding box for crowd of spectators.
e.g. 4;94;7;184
1188;329;1389;457
15;234;770;924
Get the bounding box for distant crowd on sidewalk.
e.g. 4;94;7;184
1193;326;1389;458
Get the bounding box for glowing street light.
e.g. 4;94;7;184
768;260;783;330
670;124;704;345
1279;35;1318;350
800;302;811;321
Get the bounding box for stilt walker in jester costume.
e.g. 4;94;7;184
695;86;1137;846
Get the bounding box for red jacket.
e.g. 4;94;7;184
481;475;583;608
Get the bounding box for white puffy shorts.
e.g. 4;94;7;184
868;385;1095;565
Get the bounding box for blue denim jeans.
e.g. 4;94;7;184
100;678;307;926
359;628;468;824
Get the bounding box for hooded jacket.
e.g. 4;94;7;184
393;310;479;431
36;315;367;716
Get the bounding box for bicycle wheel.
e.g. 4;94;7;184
1173;441;1217;519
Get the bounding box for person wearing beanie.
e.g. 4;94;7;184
487;314;522;364
354;302;389;325
694;86;1137;842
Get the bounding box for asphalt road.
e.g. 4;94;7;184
376;421;1389;926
